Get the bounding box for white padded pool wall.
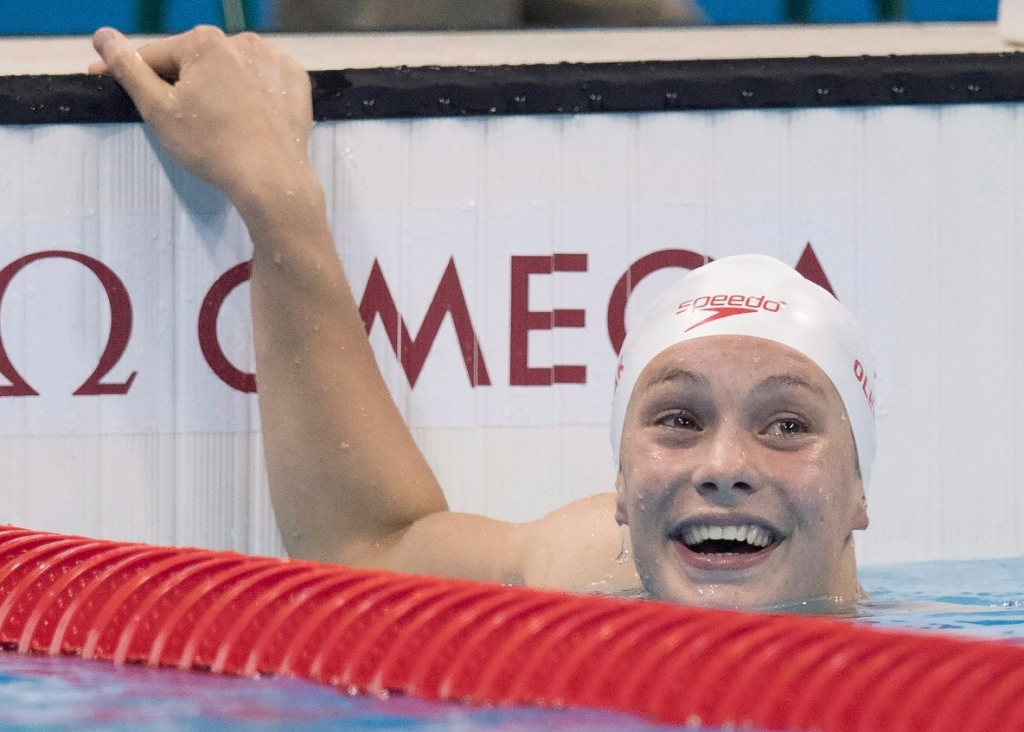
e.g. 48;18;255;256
2;26;1024;565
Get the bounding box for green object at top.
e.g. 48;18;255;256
137;0;253;33
785;0;906;22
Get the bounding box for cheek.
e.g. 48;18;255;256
623;443;677;493
780;443;861;529
620;444;685;521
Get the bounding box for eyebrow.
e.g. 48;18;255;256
641;366;710;389
750;373;830;401
639;365;831;402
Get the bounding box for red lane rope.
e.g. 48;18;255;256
1;526;1022;732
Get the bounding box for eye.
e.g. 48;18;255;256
656;411;702;431
764;417;808;437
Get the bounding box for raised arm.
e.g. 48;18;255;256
90;27;639;593
90;25;451;566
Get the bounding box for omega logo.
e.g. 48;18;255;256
0;243;835;398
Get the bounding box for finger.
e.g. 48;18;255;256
92;28;173;116
135;26;228;81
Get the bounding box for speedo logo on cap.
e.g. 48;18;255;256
676;293;787;333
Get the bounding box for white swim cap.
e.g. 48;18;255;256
610;254;877;487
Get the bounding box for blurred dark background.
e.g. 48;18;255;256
0;0;998;35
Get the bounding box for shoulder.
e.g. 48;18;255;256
515;493;643;596
372;493;642;597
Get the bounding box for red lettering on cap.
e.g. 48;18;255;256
680;293;787;333
853;359;875;415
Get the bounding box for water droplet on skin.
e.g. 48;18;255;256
340;442;349;450
615;524;631;564
273;252;282;265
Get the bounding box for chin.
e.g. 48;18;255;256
644;571;844;612
663;585;786;611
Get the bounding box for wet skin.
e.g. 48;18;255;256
615;335;869;609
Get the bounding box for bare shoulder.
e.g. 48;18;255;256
515;493;642;595
359;493;641;597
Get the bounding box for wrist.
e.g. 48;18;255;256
230;163;328;245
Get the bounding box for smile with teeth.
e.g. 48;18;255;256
679;524;775;554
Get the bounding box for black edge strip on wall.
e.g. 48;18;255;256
3;53;1024;125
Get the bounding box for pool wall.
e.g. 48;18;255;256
1;23;1022;565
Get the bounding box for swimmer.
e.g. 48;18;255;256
89;26;872;611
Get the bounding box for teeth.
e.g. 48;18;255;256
681;523;774;548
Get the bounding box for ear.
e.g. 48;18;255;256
852;480;869;531
614;471;629;526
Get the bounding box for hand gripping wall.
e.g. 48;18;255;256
0;525;1022;732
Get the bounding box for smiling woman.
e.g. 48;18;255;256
612;256;873;608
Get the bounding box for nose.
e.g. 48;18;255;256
692;421;756;499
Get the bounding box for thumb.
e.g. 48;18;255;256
92;28;171;118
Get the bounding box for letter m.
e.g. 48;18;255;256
359;258;491;388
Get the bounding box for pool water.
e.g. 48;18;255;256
0;652;681;731
857;555;1024;639
0;556;1021;731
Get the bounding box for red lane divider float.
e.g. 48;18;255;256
1;525;1022;731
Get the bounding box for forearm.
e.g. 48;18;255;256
240;172;449;563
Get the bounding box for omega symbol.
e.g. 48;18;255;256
0;251;137;397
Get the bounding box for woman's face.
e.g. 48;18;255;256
616;335;868;610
